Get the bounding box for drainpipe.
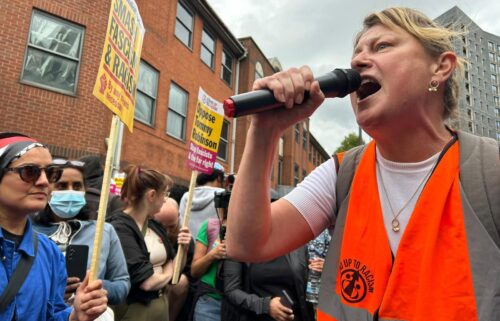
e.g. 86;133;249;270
230;49;247;173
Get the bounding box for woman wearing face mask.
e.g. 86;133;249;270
32;159;130;307
0;132;108;321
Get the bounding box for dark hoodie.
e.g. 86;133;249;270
107;211;174;305
79;155;104;190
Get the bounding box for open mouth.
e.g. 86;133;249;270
356;77;381;101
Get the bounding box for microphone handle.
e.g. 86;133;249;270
223;68;354;118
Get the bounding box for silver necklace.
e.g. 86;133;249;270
376;161;435;232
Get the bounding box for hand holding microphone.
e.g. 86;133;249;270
223;68;361;118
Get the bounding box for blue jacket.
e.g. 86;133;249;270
34;220;130;305
0;220;72;321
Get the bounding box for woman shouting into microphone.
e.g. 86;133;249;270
226;7;500;321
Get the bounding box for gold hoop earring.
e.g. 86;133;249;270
428;80;439;92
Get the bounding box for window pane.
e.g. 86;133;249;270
221;121;229;138
135;92;154;124
22;47;77;93
175;21;191;47
137;62;158;98
217;140;227;160
176;2;193;29
169;85;187;115
201;46;213;67
202;30;215;51
29;13;82;58
222;66;232;85
167;111;184;139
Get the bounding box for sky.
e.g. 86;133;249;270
206;0;500;154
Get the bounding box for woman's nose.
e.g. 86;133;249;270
351;50;371;70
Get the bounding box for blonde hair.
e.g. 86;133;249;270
355;7;466;119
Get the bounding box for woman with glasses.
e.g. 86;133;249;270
108;165;190;321
0;132;108;321
32;158;130;308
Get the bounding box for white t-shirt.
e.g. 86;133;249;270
284;148;439;254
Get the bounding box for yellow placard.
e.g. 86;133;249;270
186;88;225;174
191;101;224;153
92;0;145;132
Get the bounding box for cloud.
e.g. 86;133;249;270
207;0;500;152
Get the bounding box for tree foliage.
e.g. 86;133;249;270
334;132;365;154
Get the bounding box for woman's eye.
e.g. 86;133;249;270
376;43;390;51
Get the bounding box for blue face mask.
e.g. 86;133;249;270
49;190;86;219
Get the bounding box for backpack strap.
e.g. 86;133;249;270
457;131;500;248
333;145;368;213
206;218;220;250
0;231;38;312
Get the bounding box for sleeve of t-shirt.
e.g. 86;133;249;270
196;220;209;246
283;158;338;237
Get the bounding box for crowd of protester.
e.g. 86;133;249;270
0;131;327;321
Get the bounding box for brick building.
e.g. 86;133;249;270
0;0;245;184
0;0;329;189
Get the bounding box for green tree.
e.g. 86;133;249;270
334;132;365;154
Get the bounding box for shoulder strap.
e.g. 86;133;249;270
0;231;39;312
333;145;368;213
206;218;220;250
457;131;500;248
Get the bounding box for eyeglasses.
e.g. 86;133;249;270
52;159;85;168
4;164;63;183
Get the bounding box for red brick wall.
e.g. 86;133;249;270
0;0;239;184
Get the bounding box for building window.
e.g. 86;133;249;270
175;1;193;48
217;120;229;160
278;156;283;185
21;10;84;95
488;41;495;51
167;83;188;140
201;29;215;68
493;85;498;95
255;62;264;80
492;74;498;84
490;52;496;62
491;63;496;72
134;61;158;125
495;108;500;117
295;123;300;143
495;96;499;107
294;163;299;187
302;123;308;149
221;49;233;85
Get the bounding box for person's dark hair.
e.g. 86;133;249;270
169;183;189;205
196;169;224;186
121;165;173;207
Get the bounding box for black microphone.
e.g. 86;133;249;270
223;68;361;118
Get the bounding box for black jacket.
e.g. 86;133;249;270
223;246;314;321
107;211;174;305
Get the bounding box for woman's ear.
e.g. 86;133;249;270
145;189;157;202
432;51;457;83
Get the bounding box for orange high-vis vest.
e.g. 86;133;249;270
317;137;500;321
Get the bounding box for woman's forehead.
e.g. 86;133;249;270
59;167;84;181
10;147;52;166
